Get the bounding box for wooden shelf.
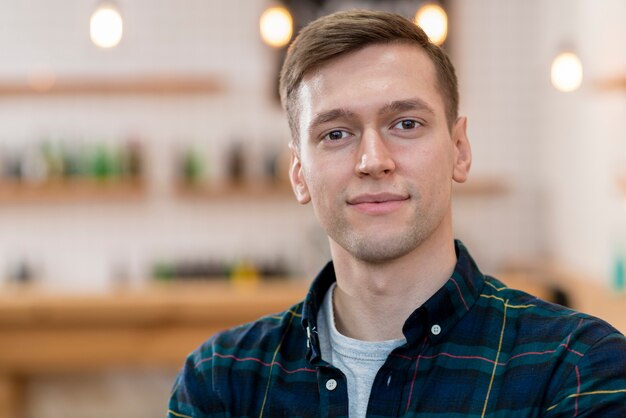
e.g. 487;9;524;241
596;74;626;91
175;181;294;200
0;75;224;96
453;177;508;197
0;177;509;204
0;179;146;204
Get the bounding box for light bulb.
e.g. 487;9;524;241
90;3;123;48
551;52;583;92
260;7;293;48
415;3;448;45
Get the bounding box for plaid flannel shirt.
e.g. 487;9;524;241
168;241;626;417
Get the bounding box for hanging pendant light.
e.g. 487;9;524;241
551;51;583;92
415;3;448;46
259;6;293;48
90;2;123;48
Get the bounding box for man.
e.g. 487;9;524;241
168;10;626;417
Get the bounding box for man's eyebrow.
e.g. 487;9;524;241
307;99;434;133
309;108;355;130
379;99;435;115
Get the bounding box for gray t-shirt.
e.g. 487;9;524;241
316;283;406;417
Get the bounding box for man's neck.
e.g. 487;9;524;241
329;232;457;342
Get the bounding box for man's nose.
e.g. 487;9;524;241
355;129;396;178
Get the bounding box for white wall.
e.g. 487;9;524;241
537;0;626;283
452;0;626;283
0;0;623;291
451;0;547;271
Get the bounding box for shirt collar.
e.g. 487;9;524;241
301;261;336;363
402;240;486;345
301;240;486;360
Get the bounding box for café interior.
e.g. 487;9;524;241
0;0;624;417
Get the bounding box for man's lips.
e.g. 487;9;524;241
347;193;409;205
347;193;409;215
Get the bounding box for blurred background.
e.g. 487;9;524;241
0;0;624;417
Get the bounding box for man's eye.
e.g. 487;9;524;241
324;130;349;141
393;119;421;130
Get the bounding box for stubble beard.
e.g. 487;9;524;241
331;221;425;264
323;192;444;265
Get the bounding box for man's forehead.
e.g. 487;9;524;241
296;44;443;120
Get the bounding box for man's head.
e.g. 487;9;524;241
283;10;471;264
279;9;459;145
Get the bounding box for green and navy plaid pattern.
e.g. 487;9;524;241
168;241;626;417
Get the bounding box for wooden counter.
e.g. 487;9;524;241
0;280;308;418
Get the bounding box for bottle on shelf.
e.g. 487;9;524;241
227;142;245;187
150;256;291;282
40;140;65;180
6;259;37;286
20;143;49;184
123;139;144;180
180;146;206;186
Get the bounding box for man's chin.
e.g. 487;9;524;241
338;233;422;264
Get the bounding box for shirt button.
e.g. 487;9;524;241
431;324;442;335
325;379;337;391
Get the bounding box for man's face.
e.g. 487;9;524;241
289;43;471;264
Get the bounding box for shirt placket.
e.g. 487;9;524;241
364;335;429;417
317;366;350;417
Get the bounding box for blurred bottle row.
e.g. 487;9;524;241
0;139;144;184
152;257;291;283
0;138;291;192
2;256;292;287
177;142;290;189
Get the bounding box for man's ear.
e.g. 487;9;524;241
289;141;311;204
451;117;472;184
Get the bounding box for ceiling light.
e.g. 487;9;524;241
90;2;123;48
260;6;293;48
415;3;448;46
551;52;583;92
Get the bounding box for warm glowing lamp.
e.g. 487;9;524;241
415;3;448;45
90;2;123;48
260;7;293;48
551;52;583;92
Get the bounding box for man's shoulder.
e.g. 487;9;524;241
480;275;625;348
189;300;308;369
168;300;313;417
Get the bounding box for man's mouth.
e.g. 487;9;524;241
348;193;409;204
347;193;409;215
